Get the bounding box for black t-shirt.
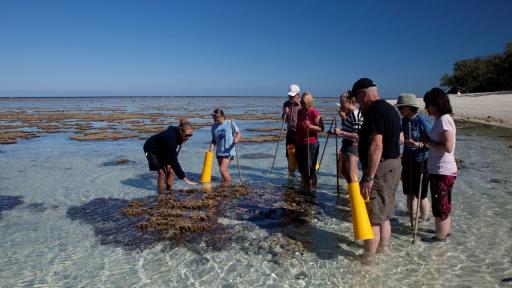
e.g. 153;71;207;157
358;99;401;169
143;126;186;179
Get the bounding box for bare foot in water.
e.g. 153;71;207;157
377;245;389;254
360;252;375;265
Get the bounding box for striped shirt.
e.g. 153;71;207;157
342;109;363;146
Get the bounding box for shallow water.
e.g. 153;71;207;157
1;97;511;287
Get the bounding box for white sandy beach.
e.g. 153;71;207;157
388;92;512;128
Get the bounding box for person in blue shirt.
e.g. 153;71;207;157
396;93;433;225
209;109;241;183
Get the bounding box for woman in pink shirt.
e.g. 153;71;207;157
296;92;324;189
424;88;457;241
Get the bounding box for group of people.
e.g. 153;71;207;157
142;108;240;193
282;86;324;188
281;79;458;258
142;77;458;259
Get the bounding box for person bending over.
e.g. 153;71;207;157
143;118;197;194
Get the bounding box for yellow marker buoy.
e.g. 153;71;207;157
348;182;374;241
287;144;298;171
200;150;214;183
201;182;212;193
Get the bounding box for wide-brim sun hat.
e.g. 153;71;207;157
395;93;418;108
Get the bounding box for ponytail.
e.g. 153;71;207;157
178;117;192;132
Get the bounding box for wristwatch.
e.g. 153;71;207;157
364;175;375;182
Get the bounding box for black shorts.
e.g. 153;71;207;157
146;152;165;171
285;130;296;158
341;142;358;156
217;155;234;161
401;159;429;199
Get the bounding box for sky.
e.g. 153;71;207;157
1;0;511;98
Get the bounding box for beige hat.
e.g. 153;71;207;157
395;93;418;108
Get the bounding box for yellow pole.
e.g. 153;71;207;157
200;150;214;183
201;182;213;193
347;182;374;240
287;144;298;171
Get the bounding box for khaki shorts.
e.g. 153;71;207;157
366;157;401;225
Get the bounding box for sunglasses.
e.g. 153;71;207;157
184;133;193;138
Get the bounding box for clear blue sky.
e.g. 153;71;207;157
1;0;511;97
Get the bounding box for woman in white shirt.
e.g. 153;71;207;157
424;88;457;242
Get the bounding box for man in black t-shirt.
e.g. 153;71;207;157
353;78;402;259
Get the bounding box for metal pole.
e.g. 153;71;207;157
317;117;335;172
231;119;242;182
270;113;287;174
412;160;424;244
334;115;340;196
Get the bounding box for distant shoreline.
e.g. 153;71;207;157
0;95;341;99
388;92;512;129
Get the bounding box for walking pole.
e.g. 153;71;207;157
270;112;287;174
306;117;311;192
231;119;242;182
334;115;340;197
408;122;414;227
412;160;424;244
317;117;335;172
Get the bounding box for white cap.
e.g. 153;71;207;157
287;84;300;96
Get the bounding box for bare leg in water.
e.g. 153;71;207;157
165;165;174;190
157;169;166;194
363;220;391;260
217;157;232;184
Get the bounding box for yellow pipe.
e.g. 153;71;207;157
201;182;212;193
287;144;298;171
200;150;214;183
347;182;374;241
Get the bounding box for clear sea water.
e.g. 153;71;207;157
1;96;511;287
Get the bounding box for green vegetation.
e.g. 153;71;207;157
441;42;512;93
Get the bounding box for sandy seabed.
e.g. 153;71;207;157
0;96;511;287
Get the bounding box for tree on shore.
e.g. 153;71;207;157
441;42;512;93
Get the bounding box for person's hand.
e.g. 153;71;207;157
184;178;198;185
234;137;239;144
305;120;311;128
360;178;373;201
405;139;417;148
283;107;290;115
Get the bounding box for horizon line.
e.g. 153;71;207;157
0;95;345;99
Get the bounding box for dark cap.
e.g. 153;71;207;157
351;78;376;93
211;108;224;117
